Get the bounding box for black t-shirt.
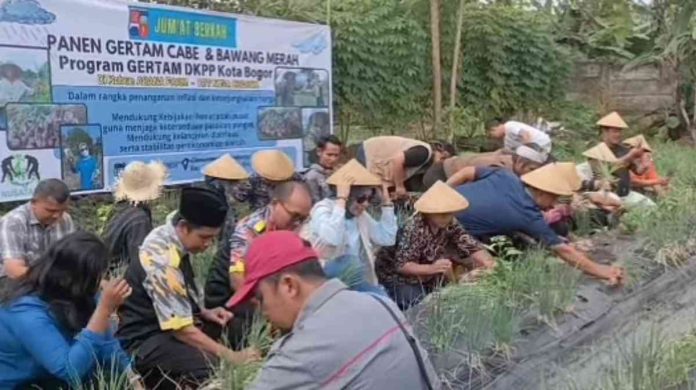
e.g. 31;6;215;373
204;214;236;309
103;203;153;272
608;144;632;197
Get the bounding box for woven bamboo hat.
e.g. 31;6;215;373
582;142;618;163
251;150;295;181
114;161;168;203
414;181;469;214
326;159;381;186
521;163;576;196
597;112;628;129
623;134;653;152
203;154;249;180
555;162;582;192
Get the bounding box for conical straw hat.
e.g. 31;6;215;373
623;134;652;152
597;112;628;129
251;150;295;181
521;163;576;196
555;162;582;192
414;181;469;214
203;154;249;180
326;159;381;186
114;161;169;203
582;142;618;163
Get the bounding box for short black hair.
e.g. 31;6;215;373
271;180;310;203
266;258;327;284
485;118;505;129
32;179;70;203
317;135;342;149
430;140;456;156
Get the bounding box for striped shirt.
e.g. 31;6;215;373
0;202;74;277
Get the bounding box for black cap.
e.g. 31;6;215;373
179;187;228;228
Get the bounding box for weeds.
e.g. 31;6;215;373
420;248;580;360
596;330;696;390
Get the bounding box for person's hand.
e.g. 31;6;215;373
381;182;393;205
202;307;234;327
431;259;453;275
459;268;486;283
393;185;408;200
221;347;262;365
597;264;625;286
98;279;132;314
336;177;354;200
628;147;645;160
659;178;670;186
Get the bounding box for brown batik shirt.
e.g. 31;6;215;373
376;213;483;288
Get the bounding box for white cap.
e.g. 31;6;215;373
515;145;548;164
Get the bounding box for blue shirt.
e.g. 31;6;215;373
455;167;562;247
0;295;130;388
76;156;97;190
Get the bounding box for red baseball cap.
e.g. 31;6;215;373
226;231;318;308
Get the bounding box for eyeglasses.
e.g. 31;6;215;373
351;189;376;205
278;202;308;225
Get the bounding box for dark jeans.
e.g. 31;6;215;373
134;325;220;390
385;282;434;311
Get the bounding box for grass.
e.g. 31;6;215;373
418;246;581;361
589;330;696;390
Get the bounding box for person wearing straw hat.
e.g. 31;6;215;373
307;159;396;293
376;181;496;309
623;135;670;197
227;231;441;390
117;187;258;389
582;138;655;209
104;161;168;273
232;149;304;210
424;143;549;189
595;112;647;197
454;163;624;285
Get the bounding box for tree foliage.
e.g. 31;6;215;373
449;5;572;119
330;0;430;131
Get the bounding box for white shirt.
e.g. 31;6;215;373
504;121;552;153
0;79;31;105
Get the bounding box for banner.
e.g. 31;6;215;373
0;0;332;202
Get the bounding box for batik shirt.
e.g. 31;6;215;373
376;213;483;287
228;207;272;275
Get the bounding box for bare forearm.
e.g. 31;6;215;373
553;244;602;277
86;306;112;335
173;326;225;357
399;262;436;277
446;167;476;187
4;258;28;279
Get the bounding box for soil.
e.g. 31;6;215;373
414;231;696;390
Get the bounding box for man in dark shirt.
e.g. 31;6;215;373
454;163;624;285
104;161;167;273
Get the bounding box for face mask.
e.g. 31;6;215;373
80;150;89;157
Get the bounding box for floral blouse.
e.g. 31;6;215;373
376;213;483;287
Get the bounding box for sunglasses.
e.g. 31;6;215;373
278;202;308;225
351;188;376;205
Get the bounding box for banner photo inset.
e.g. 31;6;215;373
0;0;332;202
